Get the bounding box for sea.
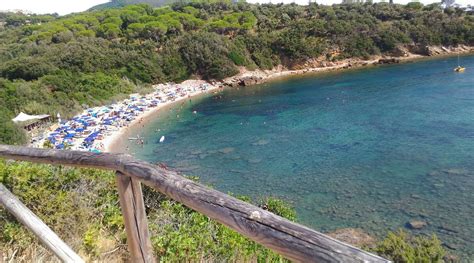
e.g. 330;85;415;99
125;55;474;259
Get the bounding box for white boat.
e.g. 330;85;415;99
159;136;165;143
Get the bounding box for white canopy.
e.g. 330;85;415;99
12;112;50;123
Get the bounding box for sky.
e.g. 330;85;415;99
0;0;471;15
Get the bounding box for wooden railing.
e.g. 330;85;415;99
0;145;390;263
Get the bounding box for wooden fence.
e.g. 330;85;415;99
0;145;390;263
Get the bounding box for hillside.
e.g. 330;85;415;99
89;0;179;10
89;0;236;11
0;2;473;145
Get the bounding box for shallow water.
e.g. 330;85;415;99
128;56;474;259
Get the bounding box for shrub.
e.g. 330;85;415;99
0;161;293;261
372;230;445;262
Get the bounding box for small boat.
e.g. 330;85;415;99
454;55;466;72
159;136;165;143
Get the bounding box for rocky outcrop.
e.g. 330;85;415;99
406;44;430;55
239;76;263;86
377;58;401;64
406;44;473;56
442;168;469;176
390;45;410;57
327;228;376;248
443;254;460;262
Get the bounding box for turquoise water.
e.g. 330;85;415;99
128;56;474;259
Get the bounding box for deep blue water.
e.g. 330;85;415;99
128;56;474;259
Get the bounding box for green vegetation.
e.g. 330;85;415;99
0;160;448;261
372;230;446;262
0;160;290;261
88;0;237;11
0;3;473;144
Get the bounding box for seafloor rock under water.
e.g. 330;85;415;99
407;220;428;230
327;228;376;248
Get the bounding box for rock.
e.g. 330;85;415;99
377;58;400;64
227;155;241;160
252;139;269;146
427;171;441;176
442;168;469;176
239;76;263;86
190;150;203;155
390;45;410;57
407;44;430;56
327;228;376;248
247;158;262;164
227;81;240;87
443;254;460;262
438;225;459;234
218;147;235;154
443;243;459;251
406;220;427;230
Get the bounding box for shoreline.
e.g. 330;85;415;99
41;46;473;154
221;46;474;87
101;80;221;153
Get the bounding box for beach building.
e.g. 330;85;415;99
12;112;51;131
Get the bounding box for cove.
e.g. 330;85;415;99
125;55;474;259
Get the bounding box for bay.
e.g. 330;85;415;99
127;55;474;259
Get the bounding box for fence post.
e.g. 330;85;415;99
0;183;84;263
116;171;155;263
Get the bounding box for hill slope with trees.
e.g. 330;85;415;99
0;2;473;144
89;0;180;10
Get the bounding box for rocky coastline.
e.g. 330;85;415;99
221;44;473;88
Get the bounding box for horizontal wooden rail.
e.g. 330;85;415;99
0;183;84;263
0;145;390;263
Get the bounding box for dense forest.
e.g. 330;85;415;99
0;2;473;144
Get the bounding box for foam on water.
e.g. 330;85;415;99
127;56;474;259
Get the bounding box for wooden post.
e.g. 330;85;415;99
116;171;155;263
0;184;84;263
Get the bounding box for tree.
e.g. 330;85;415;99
143;21;168;42
126;22;146;39
97;23;122;39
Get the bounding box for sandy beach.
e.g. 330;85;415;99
102;80;221;153
102;80;222;152
40;79;221;153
